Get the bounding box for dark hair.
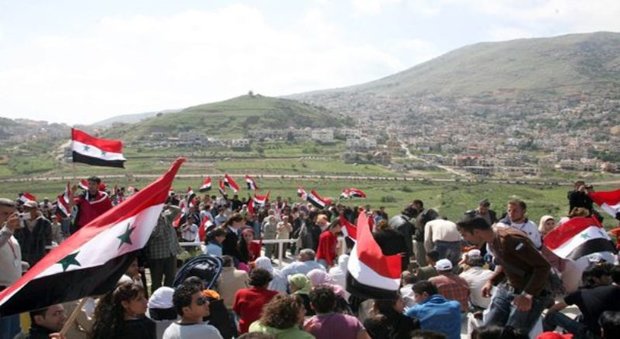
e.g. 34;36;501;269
91;282;145;339
29;306;50;325
172;283;202;316
599;311;620;339
258;294;303;329
309;286;336;313
402;206;419;218
412;280;437;296
249;268;272;287
456;216;491;233
425;250;440;262
222;255;234;268
582;263;612;287
222;213;244;228
183;276;205;290
210;228;226;238
402;271;417;285
413;200;424;208
87;176;101;184
507;199;526;211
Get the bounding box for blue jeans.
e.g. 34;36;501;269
0;314;21;339
544;311;592;339
484;283;550;334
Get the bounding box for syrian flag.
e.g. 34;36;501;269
245;175;258;190
19;192;37;204
79;179;89;191
0;158;185;316
346;212;401;299
544;216;616;260
297;187;308;200
186;187;196;206
198;216;214;242
71;128;126;168
56;182;71;218
589;189;620;218
306;190;331;209
223;174;240;193
253;191;270;205
339;214;357;241
199;177;212;192
218;179;227;196
342;188;367;199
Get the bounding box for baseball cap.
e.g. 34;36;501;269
467;249;482;259
434;259;453;271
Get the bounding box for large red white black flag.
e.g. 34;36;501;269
589;189;620;218
346;212;401;299
71;128;126;168
0;158;185;316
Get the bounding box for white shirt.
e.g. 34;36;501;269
0;225;22;286
424;219;461;252
459;266;495;309
281;260;325;277
496;219;542;249
163;322;223;339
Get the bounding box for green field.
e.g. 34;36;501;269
2;174;617;228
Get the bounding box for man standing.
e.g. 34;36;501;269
474;199;498;226
423;217;461;267
413;199;438;267
496;199;542;249
146;203;182;294
457;216;551;334
70;176;113;233
0;198;24;339
14;200;52;266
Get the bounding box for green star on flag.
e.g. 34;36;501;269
57;252;81;272
580;232;590;239
82;145;90;151
117;223;135;249
101;150;107;156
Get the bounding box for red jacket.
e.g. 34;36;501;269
232;286;278;334
74;191;113;228
315;230;338;267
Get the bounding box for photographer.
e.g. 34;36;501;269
568;181;595;215
0;198;25;339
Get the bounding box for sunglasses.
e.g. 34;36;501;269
195;296;208;306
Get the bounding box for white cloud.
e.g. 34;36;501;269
0;4;424;124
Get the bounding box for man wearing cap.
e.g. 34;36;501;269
14;200;52;266
0;198;24;339
458;249;494;309
456;216;551;334
474;199;497;226
429;259;470;312
70;176;113;232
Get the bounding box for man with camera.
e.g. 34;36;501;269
0;198;25;339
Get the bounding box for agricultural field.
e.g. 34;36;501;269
1;173;617;228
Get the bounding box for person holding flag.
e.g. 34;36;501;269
145;202;182;294
69;176;113;233
0;198;24;339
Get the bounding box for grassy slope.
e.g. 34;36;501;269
108;95;343;141
304;32;620;98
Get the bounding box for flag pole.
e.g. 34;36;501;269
59;297;88;336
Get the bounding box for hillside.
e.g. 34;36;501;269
107;94;343;141
291;32;620;105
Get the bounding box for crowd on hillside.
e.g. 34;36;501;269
1;177;620;339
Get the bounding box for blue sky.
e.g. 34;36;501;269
1;0;619;124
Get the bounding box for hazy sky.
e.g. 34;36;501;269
1;0;619;125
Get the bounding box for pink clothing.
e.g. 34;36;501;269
304;313;364;339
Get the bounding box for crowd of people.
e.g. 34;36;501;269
1;177;620;339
